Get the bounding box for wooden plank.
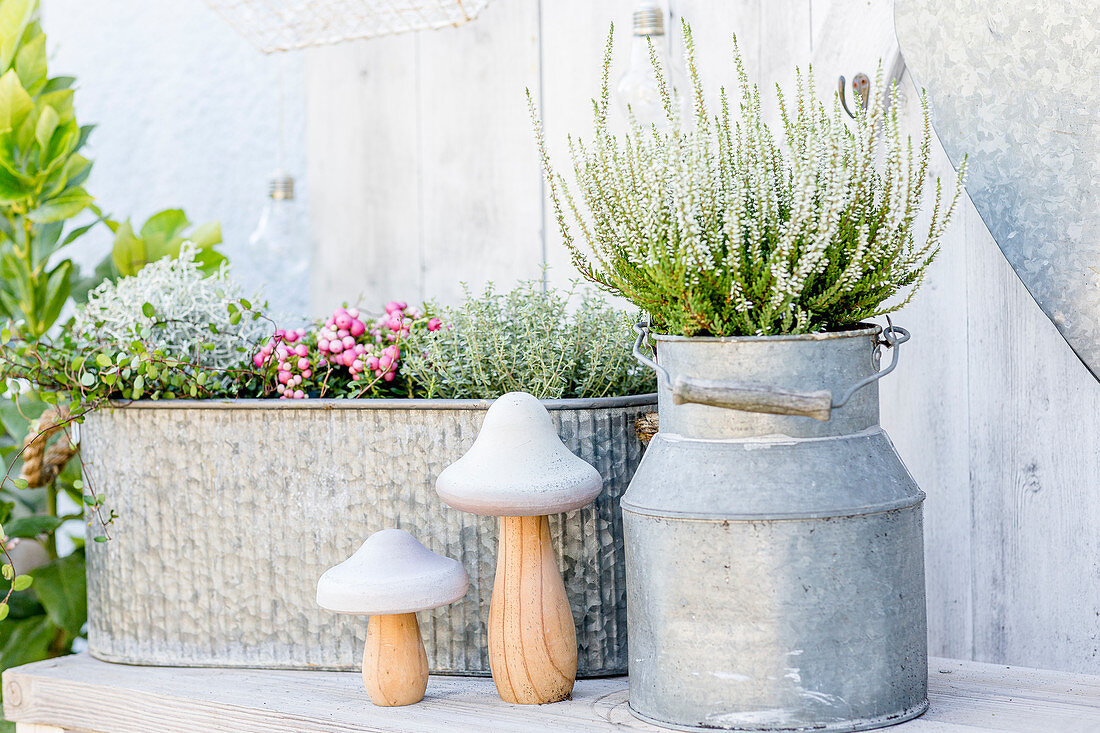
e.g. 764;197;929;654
877;72;975;660
305;35;422;311
964;183;1100;674
2;656;658;733
537;0;638;290
416;1;545;304
4;655;1100;732
669;0;763;104
809;0;900;95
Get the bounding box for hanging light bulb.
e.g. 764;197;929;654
247;169;310;325
616;2;689;129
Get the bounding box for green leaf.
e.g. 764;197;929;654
14;31;46;93
92;536;107;543
5;515;62;538
39;258;73;332
140;208;189;244
187;219;221;249
0;69;34;134
33;103;58;149
1;564;11;580
10;478;28;490
11;574;31;591
27;187;93;223
30;552;86;637
0;603;7;621
142;302;155;318
193;246;227;275
95;353;111;368
0;613;55;669
79;371;95;387
110;220;145;276
40;75;76;95
0;0;36;72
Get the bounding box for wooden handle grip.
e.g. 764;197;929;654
672;375;833;422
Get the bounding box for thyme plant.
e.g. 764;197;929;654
402;281;655;399
531;23;966;336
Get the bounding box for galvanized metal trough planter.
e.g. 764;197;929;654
80;394;654;676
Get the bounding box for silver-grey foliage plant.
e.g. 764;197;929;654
530;22;966;337
402;281;655;399
75;244;269;372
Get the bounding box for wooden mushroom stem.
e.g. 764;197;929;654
488;515;577;705
362;612;429;707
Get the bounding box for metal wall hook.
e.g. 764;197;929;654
838;73;871;119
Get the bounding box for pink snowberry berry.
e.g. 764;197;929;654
383;371;395;382
428;318;442;331
297;357;310;370
350;319;366;337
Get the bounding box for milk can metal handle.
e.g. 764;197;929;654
631;319;910;422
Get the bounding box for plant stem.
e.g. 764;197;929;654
46;479;58;559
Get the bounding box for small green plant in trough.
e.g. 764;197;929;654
402;281;655;400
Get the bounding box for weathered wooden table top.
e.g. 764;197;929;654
3;655;1098;732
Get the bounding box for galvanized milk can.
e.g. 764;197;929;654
623;322;928;731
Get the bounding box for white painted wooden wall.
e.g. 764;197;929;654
305;0;1099;675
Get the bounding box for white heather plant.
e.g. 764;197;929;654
75;244;269;372
530;23;966;336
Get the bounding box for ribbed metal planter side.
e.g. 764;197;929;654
622;327;928;731
81;395;654;676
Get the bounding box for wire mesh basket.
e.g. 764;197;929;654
206;0;494;53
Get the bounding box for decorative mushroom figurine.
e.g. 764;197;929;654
436;391;602;705
316;529;468;707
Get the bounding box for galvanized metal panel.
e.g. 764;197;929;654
895;0;1100;378
81;397;654;676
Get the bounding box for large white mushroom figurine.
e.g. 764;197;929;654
316;529;468;706
436;391;602;705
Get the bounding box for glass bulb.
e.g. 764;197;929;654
246;170;310;325
616;2;689;129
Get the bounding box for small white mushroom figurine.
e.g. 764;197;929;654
316;529;468;706
436;392;602;705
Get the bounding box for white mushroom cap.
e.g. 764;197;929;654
316;529;468;615
435;392;603;516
